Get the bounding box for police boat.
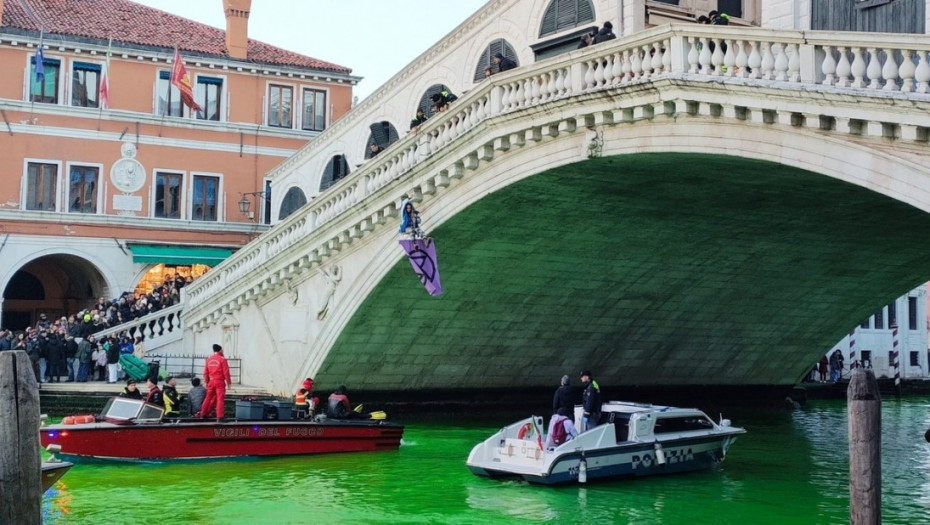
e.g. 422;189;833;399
466;401;745;485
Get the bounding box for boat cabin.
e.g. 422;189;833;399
579;401;720;443
102;397;165;424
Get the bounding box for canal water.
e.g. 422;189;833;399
43;397;930;524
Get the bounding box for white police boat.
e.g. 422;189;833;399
466;401;745;485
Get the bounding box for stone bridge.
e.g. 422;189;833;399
179;19;930;396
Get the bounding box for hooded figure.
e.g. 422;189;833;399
398;199;421;235
492;52;517;72
593;21;616;44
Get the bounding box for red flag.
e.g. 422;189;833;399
171;48;201;112
99;38;111;109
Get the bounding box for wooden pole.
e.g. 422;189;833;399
848;368;881;525
0;350;42;524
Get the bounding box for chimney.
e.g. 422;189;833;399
222;0;251;60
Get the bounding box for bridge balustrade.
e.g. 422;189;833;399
182;24;930;328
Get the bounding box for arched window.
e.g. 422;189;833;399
417;84;453;119
365;121;399;159
473;39;519;82
319;155;350;191
278;186;307;221
539;0;595;37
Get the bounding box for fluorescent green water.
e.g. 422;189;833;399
43;398;930;524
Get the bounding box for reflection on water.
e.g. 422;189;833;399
43;398;930;524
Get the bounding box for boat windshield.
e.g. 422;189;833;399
101;397;164;423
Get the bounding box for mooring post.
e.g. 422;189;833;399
848;368;881;525
0;350;42;524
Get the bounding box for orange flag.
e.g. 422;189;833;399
170;48;201;112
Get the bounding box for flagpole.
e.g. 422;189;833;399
97;37;111;130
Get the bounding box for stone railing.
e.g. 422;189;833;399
183;23;930;324
91;303;183;351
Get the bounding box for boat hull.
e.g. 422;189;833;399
41;462;72;491
40;419;404;462
469;433;739;485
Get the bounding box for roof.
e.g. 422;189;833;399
1;0;351;74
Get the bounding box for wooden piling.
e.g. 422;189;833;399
0;350;42;524
848;368;881;525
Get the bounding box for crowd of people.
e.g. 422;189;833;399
0;273;195;384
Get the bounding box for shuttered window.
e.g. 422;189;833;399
278;186;307;221
365;121;399;159
472;39;519;82
417;84;452;118
539;0;596;37
320;155;350;191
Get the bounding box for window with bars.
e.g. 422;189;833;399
278;186;307;221
268;84;293;128
191;175;218;221
30;55;60;104
68;165;98;213
365;121;399;159
539;0;596;37
473;39;519;82
302;88;327;131
195;77;223;121
319;155;350;191
71;62;100;108
154;171;183;219
156;71;185;117
25;162;58;211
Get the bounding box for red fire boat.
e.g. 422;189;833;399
40;397;404;462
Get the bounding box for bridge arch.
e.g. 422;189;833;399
0;249;117;330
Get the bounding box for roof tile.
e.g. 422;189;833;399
1;0;351;73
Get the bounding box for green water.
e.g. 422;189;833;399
43;398;930;524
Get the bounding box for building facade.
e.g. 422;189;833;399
0;0;358;329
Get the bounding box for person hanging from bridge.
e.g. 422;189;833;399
399;199;423;238
198;344;232;420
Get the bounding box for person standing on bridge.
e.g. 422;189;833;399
581;370;601;431
198;344;232;419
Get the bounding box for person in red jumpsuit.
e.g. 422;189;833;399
199;343;231;419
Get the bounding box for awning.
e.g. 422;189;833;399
127;244;235;266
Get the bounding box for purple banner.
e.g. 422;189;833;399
399;238;443;296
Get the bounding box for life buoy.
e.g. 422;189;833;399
517;422;533;440
62;414;94;425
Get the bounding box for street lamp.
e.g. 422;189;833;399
238;192;266;219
